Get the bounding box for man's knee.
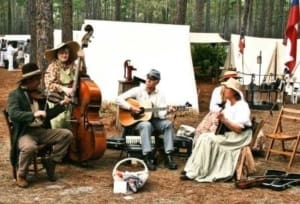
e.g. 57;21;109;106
19;143;38;154
61;129;74;142
165;120;173;128
138;121;152;130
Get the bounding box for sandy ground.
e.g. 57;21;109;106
0;68;300;204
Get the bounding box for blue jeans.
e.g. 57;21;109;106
134;118;175;155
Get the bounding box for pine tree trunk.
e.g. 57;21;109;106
35;0;53;71
62;0;73;42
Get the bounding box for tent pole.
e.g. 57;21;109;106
274;44;277;80
242;53;244;85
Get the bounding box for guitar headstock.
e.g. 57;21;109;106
185;102;192;108
174;102;192;111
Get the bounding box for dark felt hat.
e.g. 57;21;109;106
18;63;42;83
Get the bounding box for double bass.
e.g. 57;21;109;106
68;24;106;163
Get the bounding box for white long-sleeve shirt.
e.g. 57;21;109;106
115;85;167;119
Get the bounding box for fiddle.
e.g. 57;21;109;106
47;92;66;104
27;89;47;100
26;88;70;105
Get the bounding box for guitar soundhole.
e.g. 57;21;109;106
131;107;145;119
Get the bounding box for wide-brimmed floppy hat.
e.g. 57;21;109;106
45;41;80;63
147;69;161;80
219;70;240;82
18;63;42;83
221;77;242;95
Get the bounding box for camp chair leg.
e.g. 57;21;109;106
265;138;275;161
288;137;300;168
281;140;285;152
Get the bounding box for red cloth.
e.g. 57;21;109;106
239;34;245;54
284;0;300;73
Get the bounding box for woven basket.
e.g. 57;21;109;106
112;157;149;194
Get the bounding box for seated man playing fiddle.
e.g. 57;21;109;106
7;63;74;188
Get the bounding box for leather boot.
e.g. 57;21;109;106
41;158;57;182
164;154;177;170
17;174;29;188
143;153;156;171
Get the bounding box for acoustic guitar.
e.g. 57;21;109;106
119;98;192;127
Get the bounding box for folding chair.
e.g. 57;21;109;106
265;106;300;168
2;109;52;179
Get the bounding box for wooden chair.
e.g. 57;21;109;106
265;106;300;168
236;118;265;180
2;109;52;179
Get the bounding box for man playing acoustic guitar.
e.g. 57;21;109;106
116;69;177;171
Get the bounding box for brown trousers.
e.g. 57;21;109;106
18;127;73;177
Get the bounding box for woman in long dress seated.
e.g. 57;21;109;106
181;78;252;182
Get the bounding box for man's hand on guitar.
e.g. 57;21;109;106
130;106;142;114
168;106;177;113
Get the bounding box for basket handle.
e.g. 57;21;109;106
112;157;148;176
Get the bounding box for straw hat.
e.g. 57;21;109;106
221;78;242;96
18;63;41;83
45;41;80;63
219;70;240;82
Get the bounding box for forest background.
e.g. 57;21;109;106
0;0;294;80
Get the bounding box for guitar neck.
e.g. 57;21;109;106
143;105;187;112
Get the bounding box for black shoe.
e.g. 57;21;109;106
41;158;57;182
164;154;177;170
143;153;156;171
180;174;192;181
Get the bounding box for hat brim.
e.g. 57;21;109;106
221;80;243;98
45;41;80;63
147;74;160;80
17;69;42;83
219;75;241;82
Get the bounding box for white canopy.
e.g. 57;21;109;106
190;32;228;44
2;35;30;42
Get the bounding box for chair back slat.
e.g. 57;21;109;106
281;114;300;121
282;107;300;114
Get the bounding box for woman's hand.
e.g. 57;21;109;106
60;95;72;105
217;113;243;134
61;86;73;97
77;49;85;59
217;112;225;122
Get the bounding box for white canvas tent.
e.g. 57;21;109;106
225;34;300;87
190;32;228;44
53;30;82;46
80;20;199;111
2;34;30;42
